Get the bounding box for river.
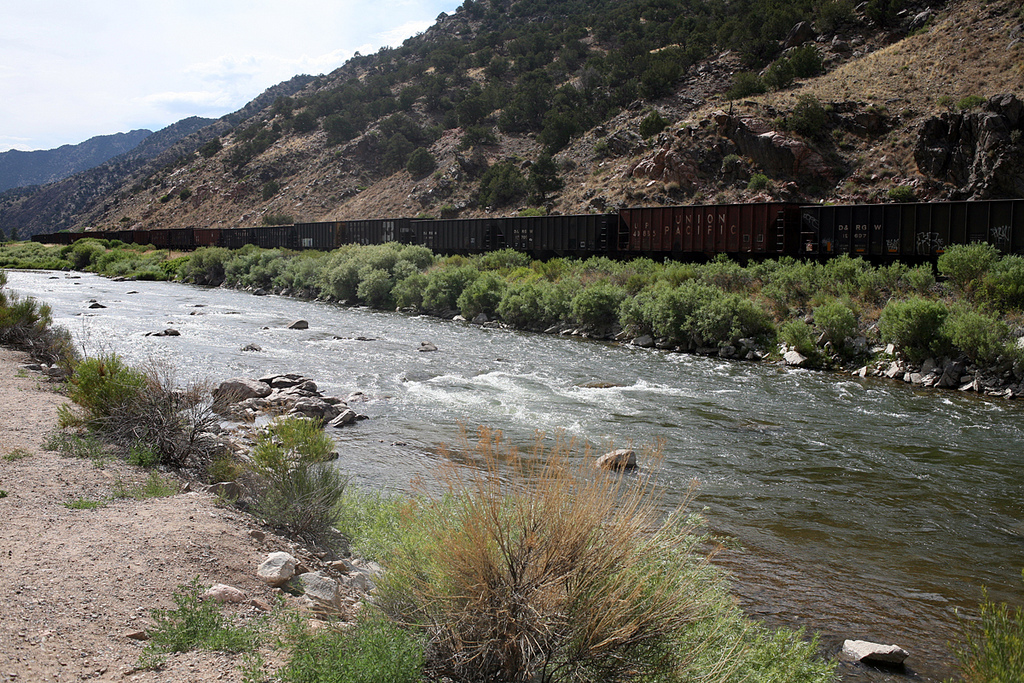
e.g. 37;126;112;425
7;269;1024;681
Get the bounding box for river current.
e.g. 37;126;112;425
7;270;1023;681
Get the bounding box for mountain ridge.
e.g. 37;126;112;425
0;130;151;193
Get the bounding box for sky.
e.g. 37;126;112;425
1;0;461;153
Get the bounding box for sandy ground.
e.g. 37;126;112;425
0;346;295;682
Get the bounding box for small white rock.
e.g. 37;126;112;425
841;639;909;665
257;551;299;586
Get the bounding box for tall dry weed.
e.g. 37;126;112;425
381;427;718;683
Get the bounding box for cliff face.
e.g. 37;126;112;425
5;0;1024;239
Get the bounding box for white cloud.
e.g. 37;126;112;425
0;0;461;152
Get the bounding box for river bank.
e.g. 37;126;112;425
0;346;300;682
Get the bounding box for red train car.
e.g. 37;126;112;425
618;203;801;256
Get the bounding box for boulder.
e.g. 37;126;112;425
288;320;309;330
289;571;343;608
288;397;341;421
328;409;359;428
419;341;438;352
204;583;247;604
213;377;273;405
596;448;638;472
783;20;816;49
150;328;180;337
632;335;655;348
241;343;262;352
841;639;909;666
257;552;299;587
471;312;489;324
88;302;106;309
784;350;808;367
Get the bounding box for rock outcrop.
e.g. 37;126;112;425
914;94;1024;199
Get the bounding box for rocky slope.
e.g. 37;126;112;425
8;0;1024;238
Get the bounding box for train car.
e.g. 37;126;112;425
618;203;801;256
800;199;1024;258
133;229;171;248
168;228;195;250
531;214;614;256
251;225;299;250
220;227;256;249
343;218;412;246
410;218;506;253
295;221;338;250
193;228;221;248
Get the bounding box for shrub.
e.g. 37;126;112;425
903;264;936;294
497;280;551;329
984;255;1024;311
249;417;347;546
406;147;436;177
477;161;528;209
941;304;1009;364
952;581;1024;683
262;180;280;200
70;239;106;270
63;356;224;470
457;271;506;319
263;213;293;226
780;319;825;366
356;267;394;308
393;272;429;309
888;185;915;202
938;242;999;294
570;281;626;330
378;430;706;683
726;72;766;100
878;296;949;362
280;611;424;683
747;173;769;191
787;94;828;138
957;95;987;111
0;272;78;366
639;110;668;138
422;265;479;312
813;299;857;351
139;577;264;669
199;138;222;158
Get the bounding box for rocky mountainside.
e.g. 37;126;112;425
0;130;151;193
7;0;1024;239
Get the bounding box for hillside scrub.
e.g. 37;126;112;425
0;269;78;366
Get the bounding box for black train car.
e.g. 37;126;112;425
800;199;1024;258
410;218;506;254
220;227;255;249
193;229;221;247
295;221;339;250
168;228;195;250
528;214;614;256
343;219;411;246
251;225;299;249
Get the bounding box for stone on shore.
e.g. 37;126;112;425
288;320;309;330
213;377;273;405
784;350;808;367
841;639;909;665
289;571;343;608
596;448;638;472
204;583;247;604
257;551;299;586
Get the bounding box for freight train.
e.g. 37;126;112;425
30;198;1024;260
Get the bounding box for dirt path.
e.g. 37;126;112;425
0;347;290;682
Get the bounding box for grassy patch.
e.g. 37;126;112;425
64;497;106;510
3;448;31;461
952;582;1024;683
44;430;111;466
112;471;180;500
138;577;266;670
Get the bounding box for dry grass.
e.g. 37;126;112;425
381;427;720;683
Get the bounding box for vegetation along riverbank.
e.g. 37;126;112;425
3;236;1024;398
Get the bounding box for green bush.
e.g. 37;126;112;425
787;94;828;138
638;110;668;138
952;581;1024;683
139;577;264;669
726;72;766;100
957;95;987;111
406;147;436;177
422;265;479;312
813;299;857;351
938;243;1000;294
878;296;949;362
477;161;528;209
280;611;424;683
569;281;626;330
984;256;1024;311
356;267;394;308
780;319;823;365
249;417;347;546
497;279;551;329
0;272;78;366
393;272;429;309
70;239;106;270
747;173;769;191
902;264;936;294
66;354;148;423
941;304;1009;364
457;271;506;319
888;185;915;202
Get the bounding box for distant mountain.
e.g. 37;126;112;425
0;130;152;192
